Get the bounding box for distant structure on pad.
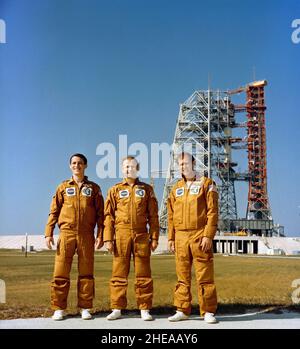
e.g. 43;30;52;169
159;80;284;238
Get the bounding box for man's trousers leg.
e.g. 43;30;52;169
110;232;131;309
51;233;76;310
191;236;217;317
77;233;95;309
133;233;153;310
173;231;192;315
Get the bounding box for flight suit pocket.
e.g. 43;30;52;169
135;197;146;215
115;202;130;224
81;196;94;207
56;236;75;259
135;204;147;226
188;199;198;228
135;242;150;257
59;204;75;225
192;237;213;261
175;238;189;261
114;238;130;257
173;201;183;225
135;196;143;207
135;234;150;257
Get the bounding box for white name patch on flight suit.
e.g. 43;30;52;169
135;189;145;197
189;184;200;195
119;189;129;198
82;187;92;197
176;187;184;197
66;187;76;196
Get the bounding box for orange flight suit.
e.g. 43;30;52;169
45;176;104;310
104;178;159;310
168;175;218;316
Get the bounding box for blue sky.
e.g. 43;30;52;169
0;0;299;236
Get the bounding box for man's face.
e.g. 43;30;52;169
122;159;138;179
178;155;195;178
69;156;87;177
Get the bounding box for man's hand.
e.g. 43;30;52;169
105;241;114;253
150;240;158;252
95;238;104;249
168;240;175;253
200;236;212;253
45;236;54;250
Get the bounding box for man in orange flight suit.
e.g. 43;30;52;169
104;156;159;321
45;153;104;321
167;152;219;323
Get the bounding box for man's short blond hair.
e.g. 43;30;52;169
122;155;140;171
177;152;195;163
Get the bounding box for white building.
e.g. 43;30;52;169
1;234;300;255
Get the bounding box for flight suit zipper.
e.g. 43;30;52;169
77;182;84;233
130;184;136;229
184;179;195;230
77;184;81;233
184;184;188;230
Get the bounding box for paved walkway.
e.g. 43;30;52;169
1;310;299;329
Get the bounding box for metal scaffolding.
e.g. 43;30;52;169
159;80;278;236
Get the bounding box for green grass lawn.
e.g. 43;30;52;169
0;250;299;319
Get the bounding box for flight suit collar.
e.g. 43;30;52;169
67;176;89;185
121;177;141;186
179;174;205;187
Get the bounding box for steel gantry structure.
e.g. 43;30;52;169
159;80;279;236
